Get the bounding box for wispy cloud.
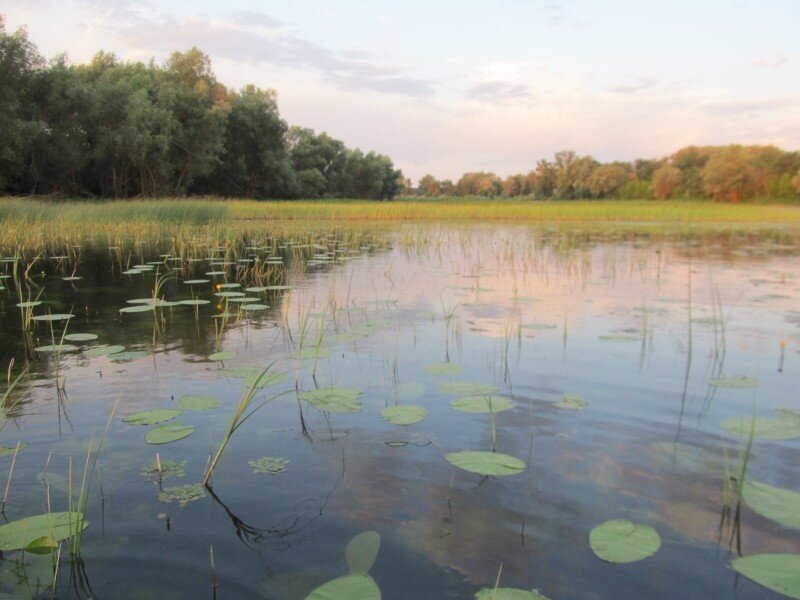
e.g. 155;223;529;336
608;77;658;95
465;81;533;103
228;11;283;29
753;54;791;69
115;14;434;99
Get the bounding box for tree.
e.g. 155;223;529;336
650;165;680;200
701;149;764;202
455;172;501;197
586;164;629;198
418;174;440;196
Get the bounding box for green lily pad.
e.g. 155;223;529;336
31;313;74;322
720;416;800;440
742;481;800;529
300;388;363;413
63;333;98;342
123;409;182;425
145;423;195;445
140;459;186;482
298;347;333;360
179;299;210;306
381;405;428;425
708;375;759;388
555;394;587;410
589;519;661;563
445;451;525;476
158;484;206;506
424;362;463;376
437;381;500;395
16;301;42;308
0;512;87;551
208;351;236;361
178;395;220;411
85;344;125;357
110;351;149;361
265;285;291;290
450;396;514;413
475;589;550;600
0;444;26;456
34;344;78;353
245;286;268;292
306;574;380;600
119;305;155;314
249;457;290;475
731;554;800;599
345;531;380;574
183;279;210;285
242;303;269;311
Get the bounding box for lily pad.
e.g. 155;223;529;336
381;405;428;425
31;313;74;322
119;305;155;314
424;362;463;376
140;459;186;482
208;351;236;361
437;381;500;396
63;333;98;342
555;394;587;410
444;451;525;476
178;395;220;411
345;531;380;574
720;416;800;440
306;574;380;600
0;444;26;456
16;301;42;308
243;371;287;389
249;457;290;475
110;351;149;361
731;554;800;599
708;375;759;388
242;303;269;311
475;589;550;600
34;344;78;353
589;519;661;563
0;512;87;551
450;396;514;413
123;409;182;426
145;423;195;445
183;279;210;285
742;481;800;529
298;347;333;360
179;299;210;306
300;388;363;413
85;344;125;357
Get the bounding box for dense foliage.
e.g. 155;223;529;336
417;148;800;202
0;17;402;199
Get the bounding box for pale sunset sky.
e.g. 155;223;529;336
4;0;799;181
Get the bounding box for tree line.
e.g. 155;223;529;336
0;17;402;199
415;146;800;202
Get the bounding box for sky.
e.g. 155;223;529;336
4;0;799;181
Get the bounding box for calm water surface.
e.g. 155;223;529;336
0;224;798;599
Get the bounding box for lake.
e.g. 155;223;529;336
0;223;798;599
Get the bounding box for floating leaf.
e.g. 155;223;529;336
123;409;181;426
242;303;269;311
243;371;287;389
145;423;195;445
720;416;800;441
110;351;149;361
437;381;499;395
34;344;78;353
183;279;209;285
381;406;428;425
450;396;514;413
16;301;42;308
424;362;463;376
140;459;186;482
249;457;290;475
179;395;220;411
119;305;155;314
306;574;380;600
475;589;550;600
345;531;380;574
445;451;525;476
0;444;26;456
158;484;206;506
731;554;800;599
84;344;124;357
555;394;587;410
31;313;74;322
0;513;87;551
208;351;236;361
300;388;363;413
396;382;425;401
708;375;759;388
742;481;800;529
589;519;661;563
179;299;210;306
63;333;98;342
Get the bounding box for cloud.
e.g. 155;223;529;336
464;81;533;103
753;54;790;69
116;15;435;99
228;11;284;29
608;77;658;95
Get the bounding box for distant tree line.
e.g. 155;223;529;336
0;17;402;199
416;146;800;202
